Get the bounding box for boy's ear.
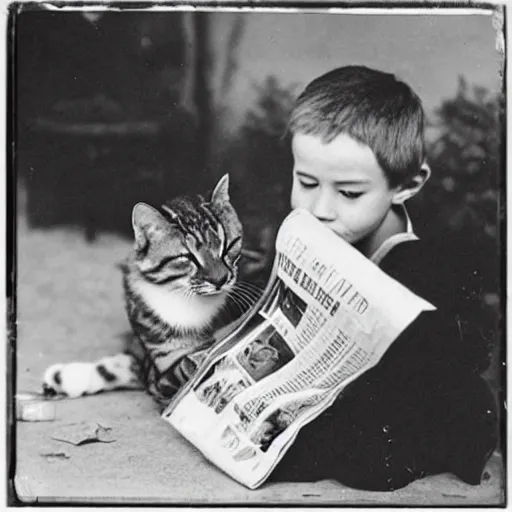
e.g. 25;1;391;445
391;162;431;205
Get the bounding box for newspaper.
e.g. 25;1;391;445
162;208;436;489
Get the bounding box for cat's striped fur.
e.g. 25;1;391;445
43;175;244;407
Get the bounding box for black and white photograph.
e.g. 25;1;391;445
9;2;505;506
194;355;251;413
236;325;295;381
278;282;308;328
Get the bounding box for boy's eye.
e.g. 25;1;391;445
339;190;363;199
299;180;317;189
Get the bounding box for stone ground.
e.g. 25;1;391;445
12;215;505;505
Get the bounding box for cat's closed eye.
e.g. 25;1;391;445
225;236;242;261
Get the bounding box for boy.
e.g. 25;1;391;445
265;65;497;490
167;66;497;490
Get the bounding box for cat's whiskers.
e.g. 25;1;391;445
228;289;255;311
232;284;262;306
234;289;261;306
236;281;264;295
234;282;264;302
225;290;248;312
224;293;246;316
239;285;262;303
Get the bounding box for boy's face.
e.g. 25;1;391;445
290;132;400;251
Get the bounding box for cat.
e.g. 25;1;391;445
42;174;253;408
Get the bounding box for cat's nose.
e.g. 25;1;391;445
202;254;231;290
209;273;229;290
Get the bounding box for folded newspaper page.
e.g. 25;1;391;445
163;208;436;489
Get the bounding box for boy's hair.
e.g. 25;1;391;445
288;66;425;187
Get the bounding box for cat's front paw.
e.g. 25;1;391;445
43;362;96;398
42;355;142;399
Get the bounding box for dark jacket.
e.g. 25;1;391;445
270;236;498;491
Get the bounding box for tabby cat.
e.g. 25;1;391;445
42;174;247;407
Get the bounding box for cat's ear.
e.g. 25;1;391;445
211;174;230;204
132;203;164;252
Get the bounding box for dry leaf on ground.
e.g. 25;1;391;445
51;421;116;446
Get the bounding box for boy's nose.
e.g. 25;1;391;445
310;191;337;222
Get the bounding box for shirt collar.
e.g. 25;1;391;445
370;204;418;266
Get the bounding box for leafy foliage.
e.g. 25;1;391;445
242;76;297;138
418;76;502;241
416;77;502;312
